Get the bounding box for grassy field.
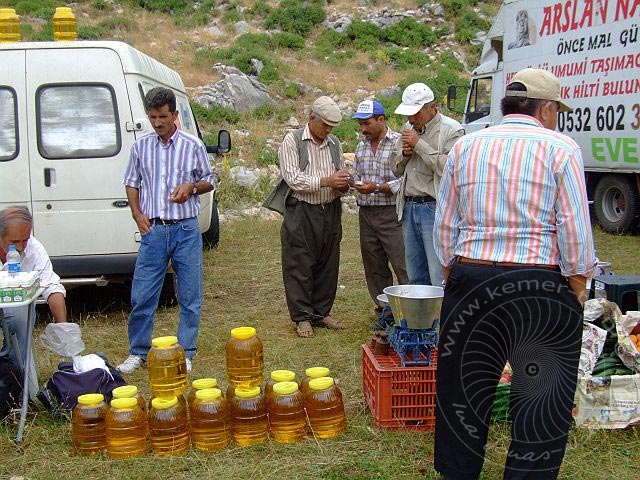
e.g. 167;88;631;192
1;214;639;479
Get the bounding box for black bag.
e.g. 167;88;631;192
37;352;126;415
0;356;22;419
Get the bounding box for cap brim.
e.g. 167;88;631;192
394;103;423;116
352;112;373;120
558;101;572;113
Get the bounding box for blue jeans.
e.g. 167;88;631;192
402;200;444;286
128;217;202;360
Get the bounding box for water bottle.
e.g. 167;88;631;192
148;336;188;398
0;8;20;43
71;393;108;455
112;385;146;413
190;388;231;451
6;245;20;277
300;367;330;398
230;386;269;446
305;377;346;439
226;327;264;389
268;381;307;443
187;378;218;408
106;397;148;459
53;7;77;42
264;370;296;405
148;396;190;456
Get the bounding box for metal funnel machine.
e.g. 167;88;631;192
382;285;444;330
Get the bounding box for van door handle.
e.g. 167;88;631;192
44;168;53;187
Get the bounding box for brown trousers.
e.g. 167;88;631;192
281;198;342;323
359;205;408;308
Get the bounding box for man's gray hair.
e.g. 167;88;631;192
0;206;33;237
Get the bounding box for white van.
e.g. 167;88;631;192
0;41;229;291
448;0;640;233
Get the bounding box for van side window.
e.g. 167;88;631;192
0;88;18;162
466;77;493;123
37;84;121;159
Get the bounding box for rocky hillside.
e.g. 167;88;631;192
11;0;501;210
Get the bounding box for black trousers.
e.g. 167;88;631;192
280;198;342;323
434;263;583;480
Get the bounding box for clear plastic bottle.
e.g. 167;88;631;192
71;393;108;455
106;397;147;459
305;377;346;439
268;381;307;443
6;245;20;277
148;396;190;456
148;336;188;398
190;388;230;451
112;385;146;413
300;367;330;398
230;386;268;446
53;7;77;42
264;370;296;405
226;327;264;389
0;8;20;43
187;378;217;408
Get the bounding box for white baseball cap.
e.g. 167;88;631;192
394;83;435;116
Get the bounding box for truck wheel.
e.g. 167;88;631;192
202;198;220;249
158;272;178;307
594;175;640;233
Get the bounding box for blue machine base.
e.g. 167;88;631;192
387;319;438;367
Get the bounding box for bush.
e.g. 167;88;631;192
346;19;382;43
271;32;305;50
135;0;187;13
248;0;272;18
314;29;348;56
235;33;270;50
440;0;469;18
190;101;241;126
91;0;110;10
331;119;360;153
222;9;241;24
439;52;463;71
250;104;277;121
79;25;107;39
254;139;279;167
454;10;490;44
383;18;436;48
263;3;325;37
98;17;138;31
379;47;432;70
15;0;56;18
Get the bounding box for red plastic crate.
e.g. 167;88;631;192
362;343;438;431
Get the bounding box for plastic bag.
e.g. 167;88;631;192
73;353;113;380
230;166;260;188
39;322;85;357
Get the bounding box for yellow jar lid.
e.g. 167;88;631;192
234;386;261;399
152;397;178;409
152;335;178;348
0;8;17;15
196;388;222;401
112;385;138;398
77;393;104;405
273;381;298;396
111;397;137;409
270;370;295;382
230;327;256;340
55;7;73;13
192;378;217;390
309;377;335;391
305;367;330;378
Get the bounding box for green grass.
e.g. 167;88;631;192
1;216;639;478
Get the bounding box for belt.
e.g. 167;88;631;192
150;218;182;225
406;195;435;203
457;256;559;270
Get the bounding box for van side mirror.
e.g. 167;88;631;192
206;130;232;154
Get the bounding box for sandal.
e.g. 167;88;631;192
296;320;314;338
316;315;345;330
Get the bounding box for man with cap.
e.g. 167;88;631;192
433;68;597;479
390;83;464;287
278;95;350;338
351;100;408;328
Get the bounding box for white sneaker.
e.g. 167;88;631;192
185;358;192;373
117;355;144;374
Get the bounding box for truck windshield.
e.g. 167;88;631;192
466;77;493;123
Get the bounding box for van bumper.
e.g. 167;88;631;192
51;253;137;279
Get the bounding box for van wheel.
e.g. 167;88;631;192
594;175;640;233
202;198;220;249
158;272;178;307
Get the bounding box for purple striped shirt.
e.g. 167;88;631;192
434;115;597;278
123;129;215;220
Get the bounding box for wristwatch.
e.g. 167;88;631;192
191;182;198;195
374;183;380;193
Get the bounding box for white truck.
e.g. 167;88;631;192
0;41;229;294
448;0;640;233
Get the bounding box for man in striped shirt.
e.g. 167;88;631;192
351;100;408;326
279;96;350;338
118;87;215;374
433;69;597;479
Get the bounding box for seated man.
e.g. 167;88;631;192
0;206;67;390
